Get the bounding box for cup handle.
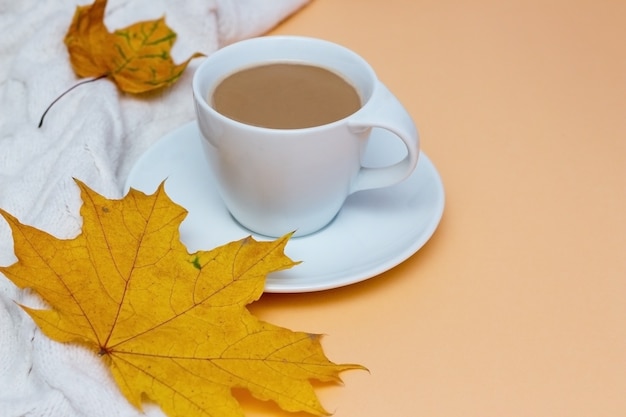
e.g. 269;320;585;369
348;82;420;193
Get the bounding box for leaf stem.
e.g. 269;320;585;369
38;74;108;128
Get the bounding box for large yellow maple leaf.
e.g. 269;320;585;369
64;0;203;93
0;181;362;417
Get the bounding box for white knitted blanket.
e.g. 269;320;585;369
0;0;308;415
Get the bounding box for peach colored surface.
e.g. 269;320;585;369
244;1;626;416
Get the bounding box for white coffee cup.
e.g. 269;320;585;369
192;36;419;237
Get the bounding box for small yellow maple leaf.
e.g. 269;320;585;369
64;0;203;93
0;180;363;417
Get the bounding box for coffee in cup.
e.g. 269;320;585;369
212;63;361;129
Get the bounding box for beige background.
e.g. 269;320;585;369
244;1;626;416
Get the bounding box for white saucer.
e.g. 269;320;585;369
124;122;445;293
